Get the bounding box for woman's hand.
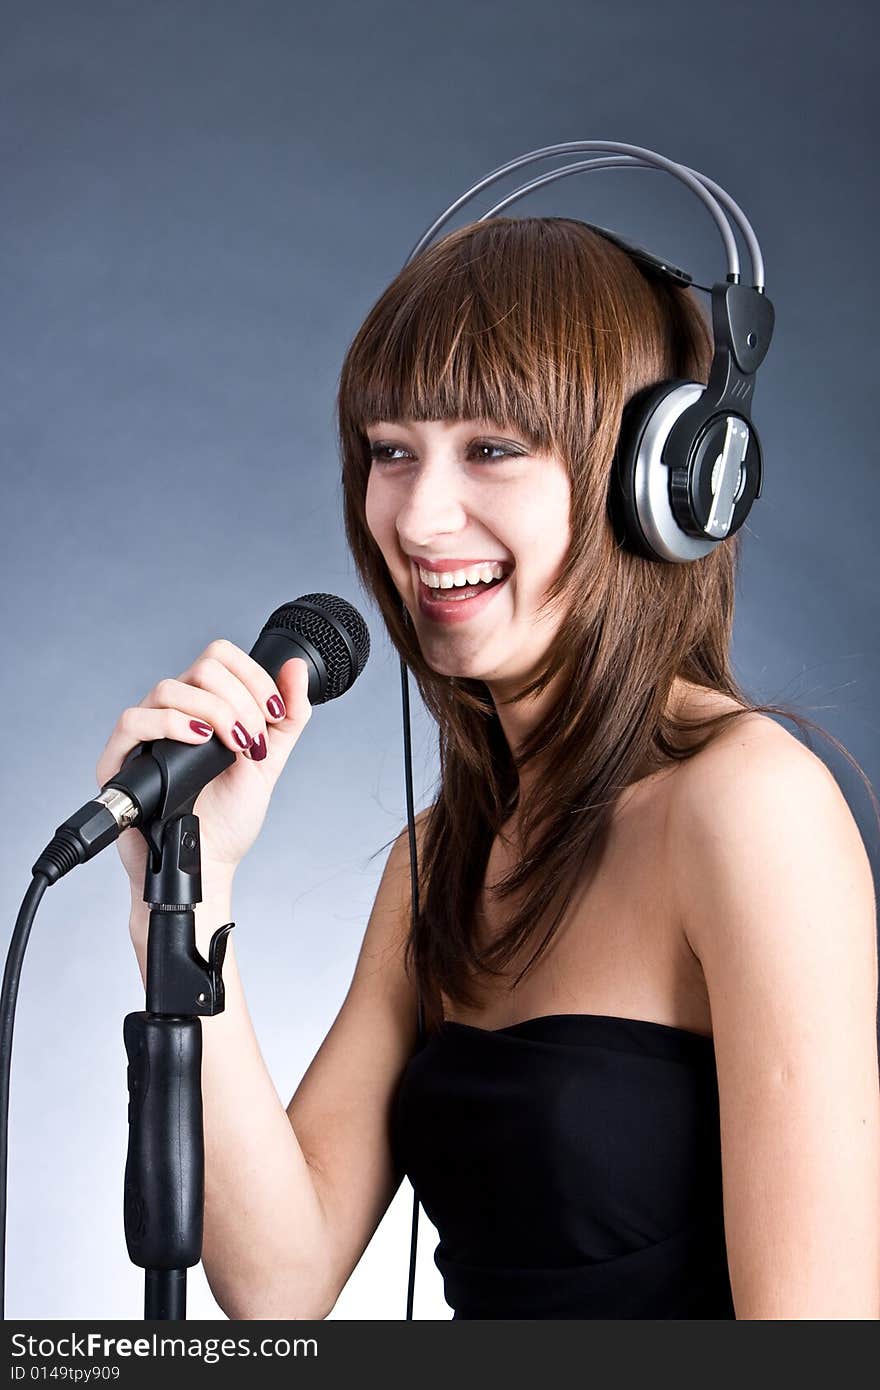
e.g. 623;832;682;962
94;638;312;897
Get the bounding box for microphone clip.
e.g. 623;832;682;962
140;811;231;1019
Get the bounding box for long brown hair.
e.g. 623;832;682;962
336;216;878;1035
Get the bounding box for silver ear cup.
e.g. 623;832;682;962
631;382;723;562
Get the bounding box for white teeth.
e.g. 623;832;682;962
417;562;507;589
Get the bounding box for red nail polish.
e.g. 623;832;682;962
249;733;267;761
232;721;252;749
190;719;213;737
267;695;286;719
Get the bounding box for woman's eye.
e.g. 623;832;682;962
368;441;518;464
470;443;515;462
369;444;410;463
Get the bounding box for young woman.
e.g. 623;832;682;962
98;217;880;1319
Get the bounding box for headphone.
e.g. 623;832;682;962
396;140;774;1317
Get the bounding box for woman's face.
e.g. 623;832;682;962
364;417;572;691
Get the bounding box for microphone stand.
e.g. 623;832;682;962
123;801;232;1320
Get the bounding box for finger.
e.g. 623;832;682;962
168;658;267;757
143;673;264;758
96;705;231;790
269;656;312;734
247;655;313;764
187;638;292;728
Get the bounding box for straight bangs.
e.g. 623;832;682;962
338;217;589;459
338;214;714;539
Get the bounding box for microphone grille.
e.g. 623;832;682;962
262;594;370;701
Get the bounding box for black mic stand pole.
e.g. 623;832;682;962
122;793;232;1319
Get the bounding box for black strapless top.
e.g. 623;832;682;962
391;1012;735;1319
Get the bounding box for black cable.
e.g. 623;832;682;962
399;652;424;1320
0;873;50;1320
404;989;423;1322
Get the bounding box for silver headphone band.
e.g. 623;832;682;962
404;140;764;290
475;156;764;292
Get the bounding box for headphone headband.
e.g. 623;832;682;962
405;140;764;289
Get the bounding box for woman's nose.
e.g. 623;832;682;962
395;466;469;544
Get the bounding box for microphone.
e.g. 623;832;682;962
32;595;370;886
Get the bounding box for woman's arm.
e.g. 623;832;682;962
669;719;880;1319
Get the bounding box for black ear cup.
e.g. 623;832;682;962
667;410;762;546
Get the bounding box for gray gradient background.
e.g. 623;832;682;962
1;0;877;1320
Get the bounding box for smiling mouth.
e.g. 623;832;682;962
416;570;512;606
420;574;505;597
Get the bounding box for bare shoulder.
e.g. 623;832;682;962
673;701;835;799
671;702;847;823
666;702;876;965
